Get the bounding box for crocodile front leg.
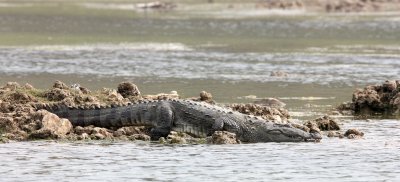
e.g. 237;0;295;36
150;102;174;140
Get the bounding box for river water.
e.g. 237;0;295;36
0;1;400;181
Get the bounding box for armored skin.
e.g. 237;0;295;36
41;99;322;143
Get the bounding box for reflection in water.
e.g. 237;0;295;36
0;120;399;181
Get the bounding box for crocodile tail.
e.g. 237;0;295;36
36;103;135;128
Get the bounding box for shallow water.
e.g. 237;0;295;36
0;1;400;181
1;120;399;181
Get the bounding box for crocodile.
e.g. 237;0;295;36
40;99;322;143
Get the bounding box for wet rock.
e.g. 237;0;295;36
344;128;364;139
208;131;239;144
304;121;321;134
253;98;286;108
305;115;341;131
166;131;188;144
117;82;141;98
129;134;151;141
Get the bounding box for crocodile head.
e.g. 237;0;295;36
248;122;322;143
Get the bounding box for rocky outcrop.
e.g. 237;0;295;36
227;103;290;124
338;80;400;116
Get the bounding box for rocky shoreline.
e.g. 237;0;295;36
0;81;363;144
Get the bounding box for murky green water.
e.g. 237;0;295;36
0;1;399;181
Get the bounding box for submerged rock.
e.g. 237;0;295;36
344;128;364;139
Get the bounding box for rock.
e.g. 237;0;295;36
339;80;400;116
53;80;69;90
5;92;36;104
28;110;73;139
304;121;321;134
166;131;188;144
129;134;151;141
228;103;290;124
305;115;341;131
0;117;18;133
344;128;364;139
92;127;113;138
74;125;94;135
327;131;342;138
382;80;397;92
45;88;71;101
77;133;90;140
208;131;239;144
253;98;286;108
200;91;212;101
117;82;141;98
102;88;124;102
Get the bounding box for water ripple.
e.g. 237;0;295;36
0;45;399;85
0;120;399;181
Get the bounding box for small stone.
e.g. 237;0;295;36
117;82;141;98
200;91;212;101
